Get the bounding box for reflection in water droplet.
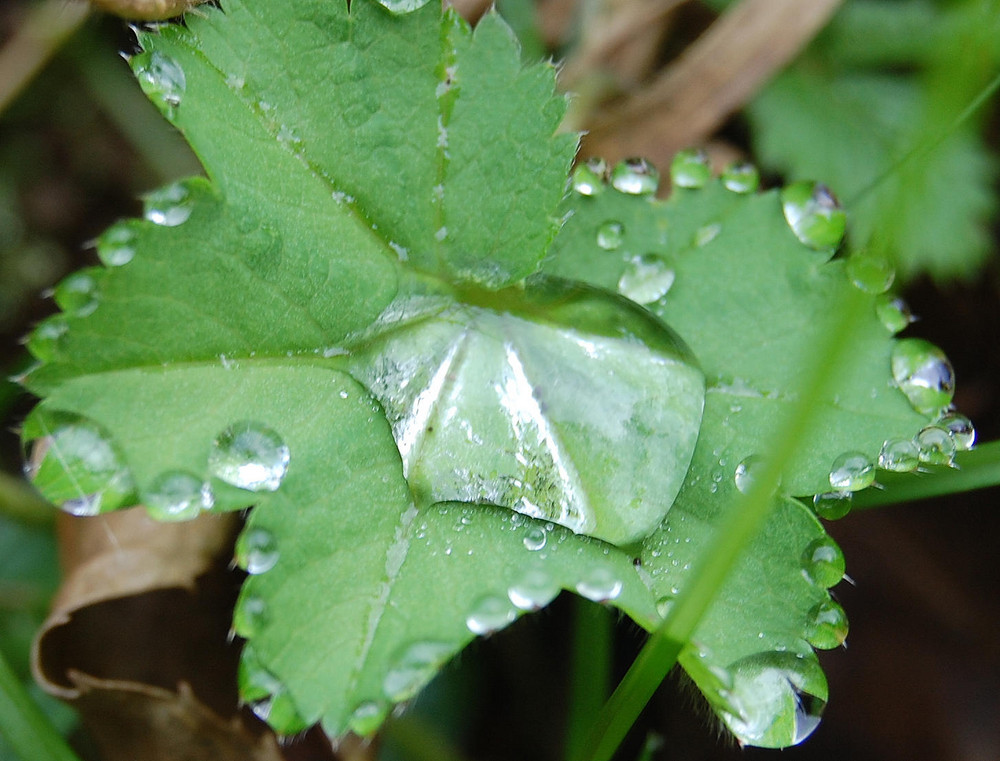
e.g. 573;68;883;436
237;527;280;574
596;221;624;250
801;537;845;588
878;438;920;473
721;161;760;194
936;412;975;451
466;595;517;635
575;567;622;602
670;148;711;189
508;569;559;611
209;421;290;492
617;254;674;305
828;451;875;492
734;454;770;495
804;599;849;649
27;315;69;362
780;181;846;251
132;51;185;116
349;701;386;736
374;0;432;13
572;158;607;197
144;182;193;227
875;294;913;334
144;470;213;521
846;254;895;294
915;425;957;466
891;338;955;415
54;271;99;317
383;641;453;702
523;527;547;551
611;158;659;195
97;225;138;267
811;491;851;521
695;223;721;247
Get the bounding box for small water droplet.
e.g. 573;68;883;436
804;599;849;649
734;454;767;494
250;690;310;736
348;701;386;736
96;224;138;267
801;536;845;588
144;470;213;521
721;160;760;194
523;527;547;551
936;412;975;451
891;338;955;416
877;438;920;472
144;182;193;227
132;50;185;116
875;294;914;334
846;253;895;294
508;569;559;611
466;595;517;635
915;425;957;466
234;593;268;638
374;0;432;13
617;254;674;305
670;148;711;189
209;421;290;492
383;641;452;702
54;271;99;317
611;158;659;195
26;315;68;361
572;158;607;196
575;567;622;602
780;181;846;251
812;490;852;521
656;595;675;619
237;527;280;574
828;451;875;492
695;223;721;247
596;221;624;250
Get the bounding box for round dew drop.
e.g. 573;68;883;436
508;569;559;611
878;438;920;473
144;470;213;521
466;595;517;635
54;271;99;317
596;221;625;250
575;567;622;603
208;421;290;492
670;148;711;189
891;338;955;416
97;225;137;267
27;315;69;362
734;454;772;495
804;599;849;650
522;527;547;551
846;253;895;295
234;594;268;638
812;491;852;521
132;51;185;116
237;527;280;574
828;451;875;492
936;412;975;451
780;181;846;251
875;295;913;334
610;158;659;195
349;701;387;737
915;425;957;466
572;158;607;196
617;254;675;305
801;536;845;588
721;161;760;194
144;182;193;227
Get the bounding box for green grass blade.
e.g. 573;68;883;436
565;599;614;761
0;649;81;761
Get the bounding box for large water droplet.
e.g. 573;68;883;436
596;221;624;250
508;569;559;611
611;158;659;195
875;295;913;334
846;253;895;295
348;700;387;736
144;470;213;521
801;536;845;588
54;271;99;317
915;425;957;466
804;599;848;649
208;421;290;492
572;158;607;197
878;438;920;473
734;454;768;495
466;595;517;635
780;181;846;251
132;51;185;117
670;148;711;189
617;254;674;305
26;315;68;362
374;0;432;13
891;338;955;415
236;527;280;574
97;224;137;267
383;641;453;702
721;161;760;194
522;526;547;551
811;491;851;521
936;412;975;451
575;567;622;602
828;451;875;492
144;182;193;227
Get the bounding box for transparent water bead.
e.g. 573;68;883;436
596;221;624;250
349;701;387;737
812;491;852;521
348;276;705;545
916;425;957;466
466;595;517;635
878;438;920;473
891;338;955;415
522;526;547;551
846;253;895;295
804;599;849;649
250;691;309;737
694;223;721;247
144;182;193;227
508;569;560;611
936;412;975;451
670;148;711;189
721;161;760;194
233;594;268;638
575;567;622;602
27;315;68;362
383;641;453;702
97;225;137;267
734;454;767;495
780;181;846;251
828;451;875;492
236;527;280;574
617;254;674;305
209;421;290;492
132;51;185;117
375;0;433;13
144;470;212;521
611;158;659;195
54;271;99;317
875;294;913;334
572;158;607;197
801;536;845;588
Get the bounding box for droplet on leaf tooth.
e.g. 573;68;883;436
465;595;517;634
846;253;895;294
96;224;138;267
144;182;193;227
575;566;622;602
508;568;559;611
878;438;920;472
670;148;712;189
349;701;387;736
132;50;185;117
208;421;290;492
144;470;212;521
572;158;607;197
875;294;913;334
234;593;268;638
721;161;760;194
936;412;975;451
828;451;875;492
236;527;280;574
611;158;659;195
617;254;674;305
54;271;100;317
250;691;310;736
891;338;955;416
812;491;852;521
596;221;624;250
26;315;69;362
804;600;849;649
915;425;956;466
780;181;846;251
800;536;845;588
383;641;453;702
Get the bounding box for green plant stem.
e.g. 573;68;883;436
0;649;81;761
565;599;613;761
579;286;869;761
854;440;1000;509
0;471;55;527
384;716;469;761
